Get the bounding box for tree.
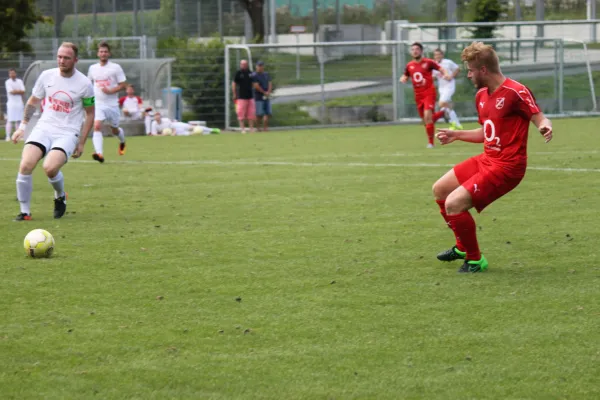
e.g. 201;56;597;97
0;0;49;52
467;0;504;39
238;0;265;43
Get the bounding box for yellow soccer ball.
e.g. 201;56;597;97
24;229;55;258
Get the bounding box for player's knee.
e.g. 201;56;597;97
43;163;60;178
432;180;447;200
19;160;36;175
445;193;469;215
94;121;102;131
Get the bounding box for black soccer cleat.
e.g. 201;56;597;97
92;153;105;163
437;246;466;262
14;213;32;221
54;194;67;219
457;256;489;273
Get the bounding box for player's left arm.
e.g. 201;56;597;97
103;80;127;95
451;62;460;78
531;112;553;143
74;85;96;158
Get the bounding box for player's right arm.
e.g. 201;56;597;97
232;71;240;101
436;127;484;145
399;65;409;83
12;72;46;143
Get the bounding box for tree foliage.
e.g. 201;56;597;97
238;0;265;43
0;0;49;52
467;0;504;39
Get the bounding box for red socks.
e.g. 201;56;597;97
436;200;466;253
425;123;434;145
446;212;481;261
433;110;445;122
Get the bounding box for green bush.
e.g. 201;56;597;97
156;37;228;127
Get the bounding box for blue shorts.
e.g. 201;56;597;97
255;99;272;116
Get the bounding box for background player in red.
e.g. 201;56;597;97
432;41;553;273
400;42;451;148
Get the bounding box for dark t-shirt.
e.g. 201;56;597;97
234;69;254;100
252;72;271;101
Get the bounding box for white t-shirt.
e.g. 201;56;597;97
121;96;142;113
32;68;94;135
5;78;25;105
87;61;126;108
151;118;172;135
433;58;459;90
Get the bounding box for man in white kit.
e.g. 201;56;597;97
150;112;220;136
87;41;127;163
11;42;95;221
119;84;143;120
433;48;463;130
5;68;26;142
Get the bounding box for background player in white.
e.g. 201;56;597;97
87;41;127;163
433;49;463;130
11;42;95;221
150;112;220;136
5;68;26;142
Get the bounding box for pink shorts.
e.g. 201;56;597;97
236;99;256;121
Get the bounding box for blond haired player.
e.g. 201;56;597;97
432;42;552;273
87;41;127;162
12;42;95;221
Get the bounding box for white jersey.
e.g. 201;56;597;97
151;118;172;135
32;68;94;135
87;61;126;108
433;58;459;90
5;78;25;105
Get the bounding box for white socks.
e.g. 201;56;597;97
144;115;152;135
5;121;12;141
48;171;65;199
449;109;461;125
92;131;104;155
16;173;33;214
117;127;125;143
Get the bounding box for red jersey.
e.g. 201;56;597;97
475;78;540;175
404;58;440;96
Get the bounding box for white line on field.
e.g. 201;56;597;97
0;158;598;173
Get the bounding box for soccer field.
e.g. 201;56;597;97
0;119;598;399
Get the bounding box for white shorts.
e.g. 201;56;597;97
6;103;24;122
95;105;120;127
124;110;142;120
26;126;79;160
172;122;191;136
438;87;455;104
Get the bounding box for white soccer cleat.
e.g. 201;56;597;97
427;143;434;149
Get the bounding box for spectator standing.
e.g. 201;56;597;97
232;59;255;134
252;61;273;131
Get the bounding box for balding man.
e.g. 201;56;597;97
231;59;255;133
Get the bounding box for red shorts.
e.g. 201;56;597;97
415;92;436;119
454;154;525;213
235;99;256;121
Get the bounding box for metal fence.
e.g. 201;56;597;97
3;37;598;129
224;38;600;130
29;1;599;40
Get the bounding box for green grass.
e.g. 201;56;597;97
1;119;599;399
